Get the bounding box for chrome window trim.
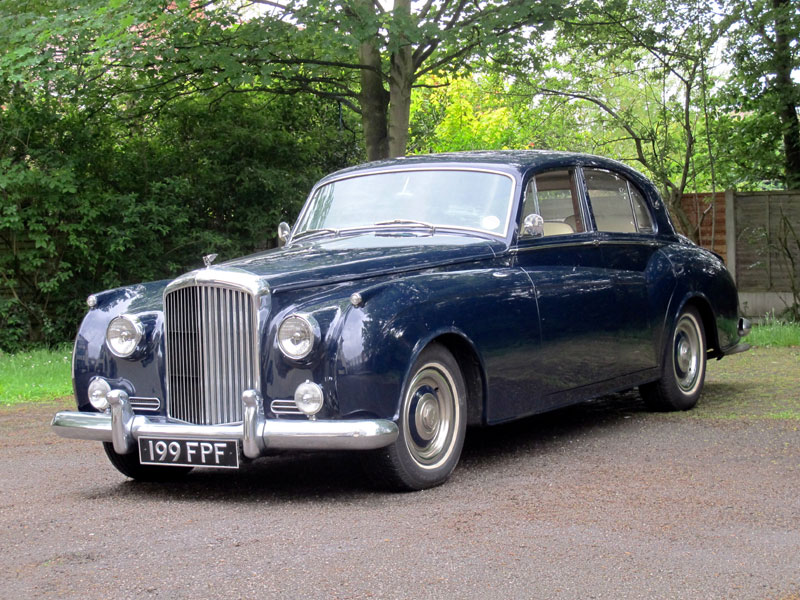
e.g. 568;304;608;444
292;167;518;242
626;180;657;233
511;239;598;253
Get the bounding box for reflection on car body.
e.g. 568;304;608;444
52;151;750;490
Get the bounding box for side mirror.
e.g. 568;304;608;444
522;213;545;238
277;222;291;247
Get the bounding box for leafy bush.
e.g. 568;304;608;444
0;89;361;350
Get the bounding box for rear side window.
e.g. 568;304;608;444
584;169;653;233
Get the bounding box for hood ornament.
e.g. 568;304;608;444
203;253;218;268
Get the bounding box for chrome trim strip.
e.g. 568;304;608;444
271;399;303;415
130;397;161;411
165;267;269;297
593;238;660;246
51;390;399;453
511;239;596;252
513;237;660;253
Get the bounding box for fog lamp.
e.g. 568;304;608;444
294;381;324;417
88;378;112;412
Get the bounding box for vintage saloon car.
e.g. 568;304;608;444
52;151;750;490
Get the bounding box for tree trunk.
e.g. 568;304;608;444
358;39;390;161
773;0;800;188
387;0;413;158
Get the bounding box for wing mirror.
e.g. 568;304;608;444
277;222;291;247
522;213;545;238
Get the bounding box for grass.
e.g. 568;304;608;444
0;344;73;406
670;346;800;422
747;318;800;348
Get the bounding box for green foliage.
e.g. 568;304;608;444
0;0;568;159
0;86;359;350
720;0;800;188
410;76;522;152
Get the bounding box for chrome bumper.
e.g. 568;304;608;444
51;389;398;458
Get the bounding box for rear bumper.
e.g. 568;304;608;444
51;389;398;458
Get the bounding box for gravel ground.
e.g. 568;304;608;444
1;349;799;600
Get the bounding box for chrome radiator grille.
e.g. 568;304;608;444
164;284;258;425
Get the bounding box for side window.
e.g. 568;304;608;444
585;169;653;233
521;169;585;237
630;186;654;232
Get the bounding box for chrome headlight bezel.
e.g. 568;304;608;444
106;314;144;358
277;313;319;361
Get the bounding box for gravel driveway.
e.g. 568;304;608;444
2;349;799;599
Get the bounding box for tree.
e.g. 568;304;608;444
517;0;730;238
1;0;567;161
724;0;800;188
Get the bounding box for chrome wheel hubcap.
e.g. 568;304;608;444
673;315;702;393
403;363;459;469
415;393;440;441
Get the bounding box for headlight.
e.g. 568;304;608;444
88;378;111;412
106;315;143;357
277;314;318;360
294;381;324;416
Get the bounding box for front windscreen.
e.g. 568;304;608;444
295;169;515;237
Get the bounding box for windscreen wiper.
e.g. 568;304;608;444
373;219;436;232
293;227;339;241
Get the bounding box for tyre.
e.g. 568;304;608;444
363;343;467;491
640;305;707;411
103;442;193;481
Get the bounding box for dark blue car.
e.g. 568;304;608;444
52;151;750;490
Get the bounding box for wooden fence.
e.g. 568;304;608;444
681;190;800;317
679;192;727;260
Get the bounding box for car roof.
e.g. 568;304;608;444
319;150;642;183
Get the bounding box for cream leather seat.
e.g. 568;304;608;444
542;222;574;236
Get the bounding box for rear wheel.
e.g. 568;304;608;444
640;305;707;411
363;344;467;491
103;442;193;481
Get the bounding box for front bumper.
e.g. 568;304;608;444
51;389;398;458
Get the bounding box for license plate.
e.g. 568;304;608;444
138;437;239;469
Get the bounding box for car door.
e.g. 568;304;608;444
513;168;622;407
582;167;662;373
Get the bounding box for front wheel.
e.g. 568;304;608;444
103;442;193;481
363;344;467;491
640;305;707;411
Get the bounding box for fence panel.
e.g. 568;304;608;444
734;191;800;293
